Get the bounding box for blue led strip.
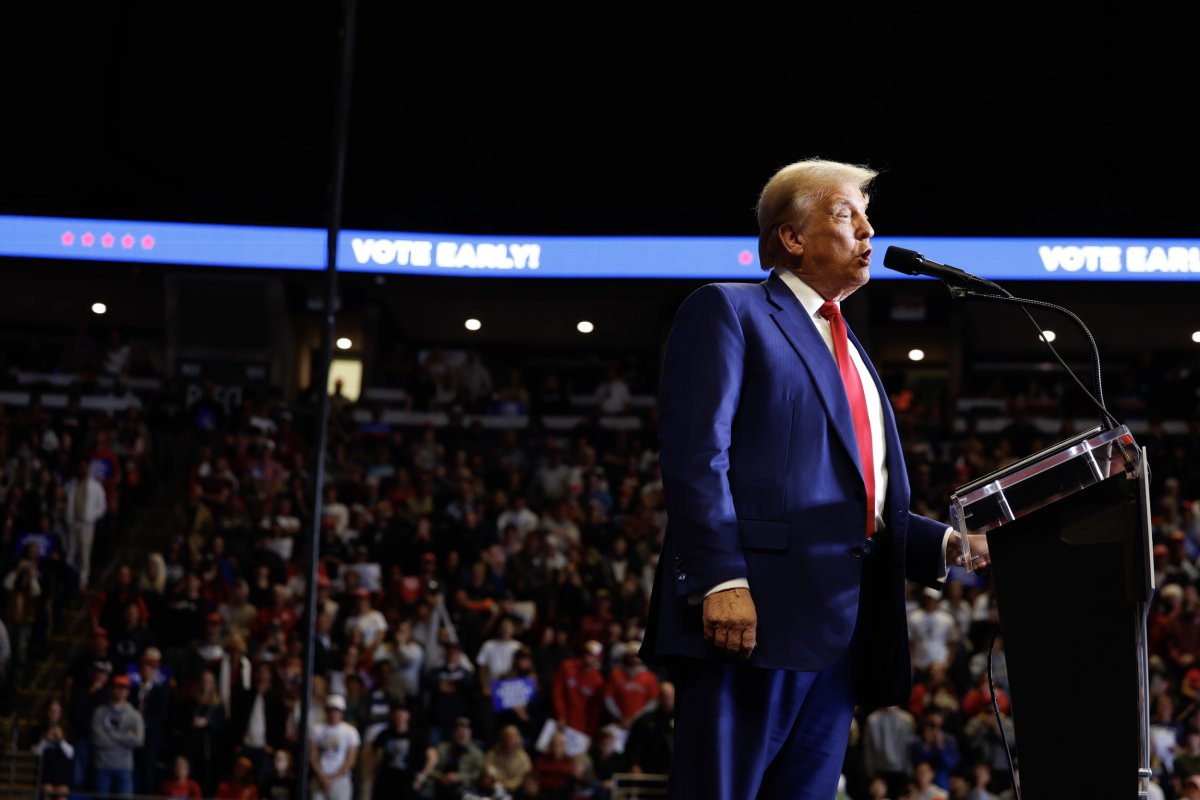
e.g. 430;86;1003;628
0;215;326;270
336;231;760;279
338;230;1200;281
881;236;1200;282
3;215;1200;280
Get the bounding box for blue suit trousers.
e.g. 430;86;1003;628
667;636;860;800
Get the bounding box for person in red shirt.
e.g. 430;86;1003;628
960;673;1011;720
215;756;260;800
533;730;576;799
604;641;660;730
252;584;299;643
90;563;150;635
159;755;204;799
551;640;606;737
576;590;615;649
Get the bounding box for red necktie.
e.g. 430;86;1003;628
819;302;875;536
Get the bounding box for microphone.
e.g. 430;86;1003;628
888;246;1125;436
883;246;995;288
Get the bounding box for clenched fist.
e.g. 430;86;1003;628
703;587;758;659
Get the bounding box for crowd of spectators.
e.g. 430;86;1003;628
0;336;1199;799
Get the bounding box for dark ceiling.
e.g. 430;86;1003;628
3;6;1199;240
1;6;1198;381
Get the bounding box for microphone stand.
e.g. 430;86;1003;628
944;284;1117;431
944;281;1150;799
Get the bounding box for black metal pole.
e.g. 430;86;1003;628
297;1;357;798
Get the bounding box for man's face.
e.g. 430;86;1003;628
786;181;874;302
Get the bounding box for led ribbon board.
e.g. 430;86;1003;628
3;215;1200;281
0;215;326;270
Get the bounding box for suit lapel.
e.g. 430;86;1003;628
762;273;863;477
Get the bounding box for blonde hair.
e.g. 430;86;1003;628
755;158;878;271
138;553;167;594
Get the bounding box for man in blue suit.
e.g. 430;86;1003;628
639;158;987;799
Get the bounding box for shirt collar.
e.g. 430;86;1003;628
773;266;834;320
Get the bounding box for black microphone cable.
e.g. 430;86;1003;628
943;279;1141;478
938;271;1120;431
987;629;1021;800
882;245;1123;435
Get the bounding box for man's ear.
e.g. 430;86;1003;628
778;222;804;256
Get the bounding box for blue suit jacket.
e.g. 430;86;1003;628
640;273;948;707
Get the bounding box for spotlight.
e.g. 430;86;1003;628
91;302;107;315
577;321;595;334
336;337;353;350
907;349;925;362
465;319;482;331
1039;330;1057;343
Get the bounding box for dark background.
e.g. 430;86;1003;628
3;5;1198;240
1;4;1198;402
1;11;1193;800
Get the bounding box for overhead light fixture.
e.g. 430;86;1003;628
336;337;353;350
577;321;595;334
465;318;482;331
1039;330;1057;343
907;349;925;362
91;302;107;315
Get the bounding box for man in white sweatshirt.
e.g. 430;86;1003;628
63;458;107;588
310;694;360;800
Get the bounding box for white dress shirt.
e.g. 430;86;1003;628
776;268;890;527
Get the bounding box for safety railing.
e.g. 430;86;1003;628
612;771;668;799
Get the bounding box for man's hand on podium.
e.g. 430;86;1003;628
949;533;991;575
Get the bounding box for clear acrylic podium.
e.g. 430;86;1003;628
950;424;1153;799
